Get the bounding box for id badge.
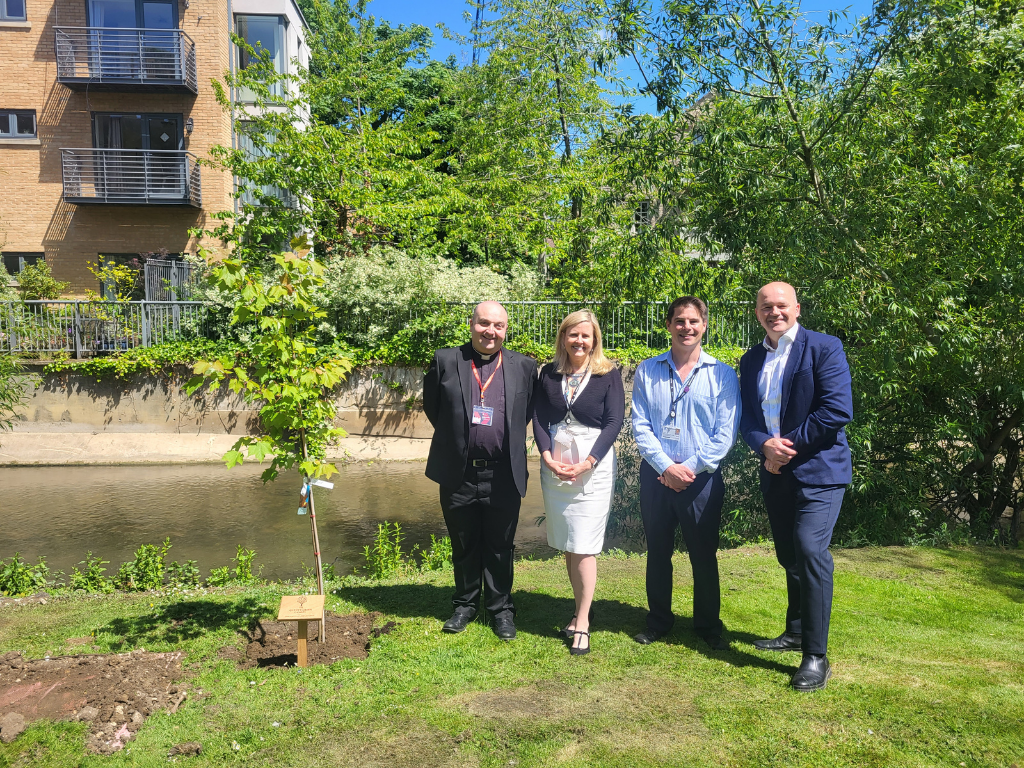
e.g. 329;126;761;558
661;425;681;441
472;405;495;426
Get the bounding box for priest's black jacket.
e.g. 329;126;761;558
423;343;539;497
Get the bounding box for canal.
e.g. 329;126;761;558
1;460;556;581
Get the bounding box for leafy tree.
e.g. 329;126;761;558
622;0;1024;541
0;354;26;442
207;0;459;265
187;241;354;628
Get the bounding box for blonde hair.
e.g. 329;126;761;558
554;310;616;376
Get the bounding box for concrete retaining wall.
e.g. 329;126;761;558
2;365;435;465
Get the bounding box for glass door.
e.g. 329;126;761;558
93;113;182;201
88;0;138;80
146;115;184;198
141;0;177;81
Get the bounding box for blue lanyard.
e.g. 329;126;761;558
669;365;699;419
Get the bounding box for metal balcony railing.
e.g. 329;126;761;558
61;148;202;207
54;26;198;93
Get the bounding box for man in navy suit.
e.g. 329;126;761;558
739;282;853;691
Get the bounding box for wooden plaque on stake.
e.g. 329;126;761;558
277;595;325;668
277;595;325;621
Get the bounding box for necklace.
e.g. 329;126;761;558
563;363;590;424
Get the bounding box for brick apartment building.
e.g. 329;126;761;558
0;0;307;293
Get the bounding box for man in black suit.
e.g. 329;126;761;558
423;301;538;640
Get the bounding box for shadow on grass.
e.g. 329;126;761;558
338;582;795;675
97;598;262;651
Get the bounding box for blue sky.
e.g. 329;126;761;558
365;0;876;112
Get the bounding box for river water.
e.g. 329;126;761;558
0;461;556;581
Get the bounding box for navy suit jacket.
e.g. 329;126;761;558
739;327;853;485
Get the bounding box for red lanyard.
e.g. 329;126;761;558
471;352;503;406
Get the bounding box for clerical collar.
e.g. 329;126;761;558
472;347;497;362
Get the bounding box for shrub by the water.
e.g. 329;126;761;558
69;553;113;593
206;567;232;587
167;559;201;588
231;545;259;583
113;539;171;592
418;534;453;572
363;522;407;579
0;553;50;596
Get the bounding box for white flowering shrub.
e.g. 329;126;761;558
319;247;543;346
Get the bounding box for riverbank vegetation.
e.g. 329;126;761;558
0;545;1021;766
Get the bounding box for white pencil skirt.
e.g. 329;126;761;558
541;423;616;555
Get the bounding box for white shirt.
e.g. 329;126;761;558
758;323;801;438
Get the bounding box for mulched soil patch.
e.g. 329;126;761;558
0;649;189;755
242;611;397;669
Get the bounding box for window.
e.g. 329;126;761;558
1;0;27;21
0;110;36;139
87;0;176;28
236;122;295;207
633;200;653;228
93;112;181;149
2;252;43;275
236;15;285;99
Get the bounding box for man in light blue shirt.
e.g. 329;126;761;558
631;296;741;649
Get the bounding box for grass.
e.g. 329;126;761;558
0;545;1022;767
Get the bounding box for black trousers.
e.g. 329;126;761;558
761;470;846;655
440;461;521;618
639;461;725;637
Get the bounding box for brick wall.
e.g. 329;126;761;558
0;0;236;293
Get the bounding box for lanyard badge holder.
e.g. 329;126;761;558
662;366;698;441
471;352;503;426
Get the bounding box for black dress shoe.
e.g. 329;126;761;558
753;631;803;652
560;607;595;639
633;628;665;645
699;634;729;651
442;611;475;634
791;654;831;692
569;630;591;656
493;614;517;641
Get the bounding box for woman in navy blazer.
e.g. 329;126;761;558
739;282;853;692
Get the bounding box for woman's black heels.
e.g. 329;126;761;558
569;630;591;656
560;606;595;639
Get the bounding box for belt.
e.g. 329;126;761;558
470;458;501;468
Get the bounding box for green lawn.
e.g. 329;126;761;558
1;545;1022;767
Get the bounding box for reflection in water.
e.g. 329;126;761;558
0;461;557;580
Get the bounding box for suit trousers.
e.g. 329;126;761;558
440;461;521;618
760;470;845;655
639;461;725;637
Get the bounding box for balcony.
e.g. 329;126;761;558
61;148;202;207
54;27;198;93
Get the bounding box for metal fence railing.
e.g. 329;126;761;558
334;301;759;350
1;300;757;358
61;149;202;207
144;259;198;301
54;27;198;93
0;301;206;358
